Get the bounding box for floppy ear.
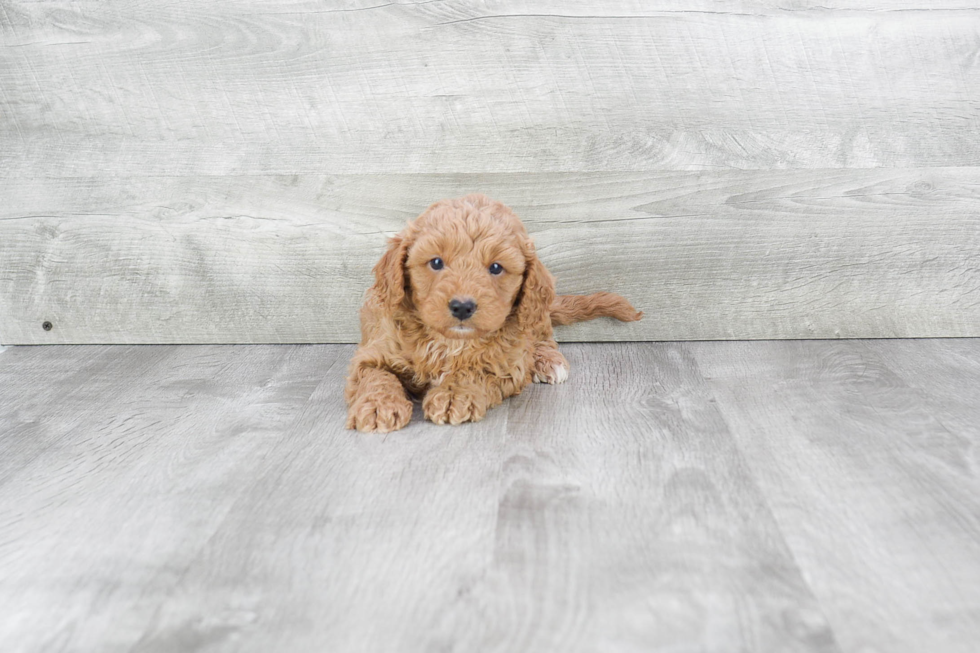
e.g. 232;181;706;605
372;234;411;310
516;240;556;332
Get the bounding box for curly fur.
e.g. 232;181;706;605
345;194;642;432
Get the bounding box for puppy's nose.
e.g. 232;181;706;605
449;298;477;321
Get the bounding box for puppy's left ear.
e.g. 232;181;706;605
516;239;556;332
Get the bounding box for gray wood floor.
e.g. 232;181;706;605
1;340;978;652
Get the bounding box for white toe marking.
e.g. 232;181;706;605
554;363;569;384
534;362;569;385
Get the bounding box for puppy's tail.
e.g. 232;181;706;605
550;293;643;326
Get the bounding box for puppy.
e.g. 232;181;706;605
345;194;641;432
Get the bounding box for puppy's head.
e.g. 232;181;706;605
372;194;554;340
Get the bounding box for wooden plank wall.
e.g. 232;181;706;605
1;0;978;344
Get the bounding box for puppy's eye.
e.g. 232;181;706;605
489;262;504;275
429;257;444;271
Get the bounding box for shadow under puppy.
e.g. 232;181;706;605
345;194;642;432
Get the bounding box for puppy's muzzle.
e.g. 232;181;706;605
449;298;477;321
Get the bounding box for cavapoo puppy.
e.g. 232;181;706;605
345;194;641;432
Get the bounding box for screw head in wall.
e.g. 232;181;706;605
42;321;53;331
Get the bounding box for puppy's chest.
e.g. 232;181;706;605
400;337;527;386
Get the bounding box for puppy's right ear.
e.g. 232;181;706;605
372;234;411;310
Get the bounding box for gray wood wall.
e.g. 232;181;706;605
2;1;978;344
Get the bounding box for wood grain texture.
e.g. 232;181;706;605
863;339;980;454
437;342;838;652
0;344;349;653
693;339;980;653
2;0;980;177
130;353;514;653
0;342;842;653
0;345;169;483
2;168;978;344
3;340;979;651
3;0;980;343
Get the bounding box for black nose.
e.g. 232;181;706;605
449;299;477;321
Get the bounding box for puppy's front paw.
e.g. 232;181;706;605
346;393;413;433
533;349;569;385
423;386;488;425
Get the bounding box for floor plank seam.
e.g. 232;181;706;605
686;343;848;652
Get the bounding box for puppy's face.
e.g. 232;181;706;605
404;199;528;340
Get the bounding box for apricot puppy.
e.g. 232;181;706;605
345;194;641;432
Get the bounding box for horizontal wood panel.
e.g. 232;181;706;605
1;169;978;344
2;0;980;176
